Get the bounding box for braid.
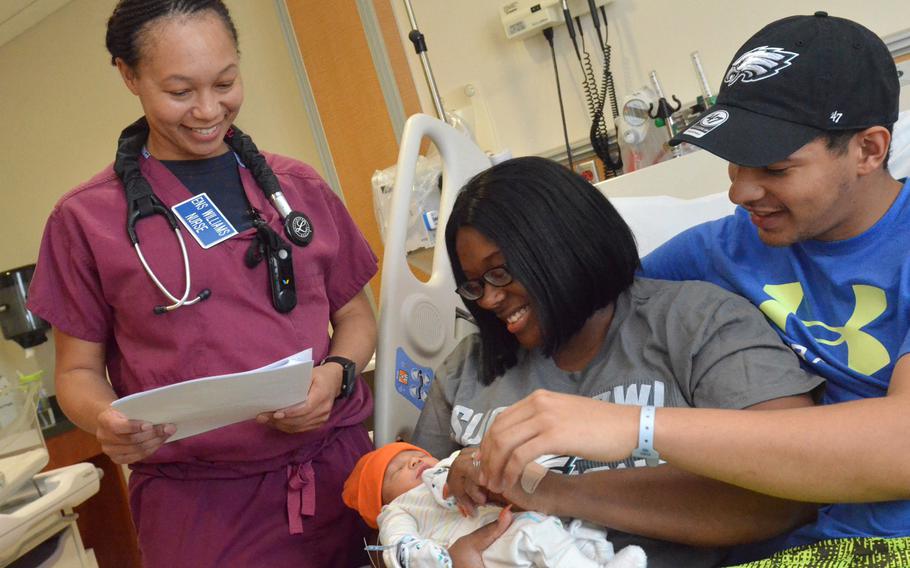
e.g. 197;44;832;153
105;0;238;67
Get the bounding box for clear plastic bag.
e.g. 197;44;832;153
891;109;910;181
371;154;442;253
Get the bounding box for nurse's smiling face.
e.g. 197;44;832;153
116;11;243;161
455;226;544;351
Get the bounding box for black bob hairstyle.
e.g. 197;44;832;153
106;0;238;68
445;156;639;384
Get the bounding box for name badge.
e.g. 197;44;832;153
171;193;238;249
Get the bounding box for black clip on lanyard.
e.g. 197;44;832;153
245;209;297;313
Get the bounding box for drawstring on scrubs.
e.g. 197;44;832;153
287;463;316;534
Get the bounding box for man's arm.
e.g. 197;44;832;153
479;356;910;509
657;356;910;502
503;395;818;547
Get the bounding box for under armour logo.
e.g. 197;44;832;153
830;111;843;123
758;282;890;376
724;46;799;85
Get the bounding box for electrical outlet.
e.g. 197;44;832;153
575;159;601;183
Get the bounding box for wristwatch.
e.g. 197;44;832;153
322;355;357;399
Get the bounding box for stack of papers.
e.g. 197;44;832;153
112;349;313;442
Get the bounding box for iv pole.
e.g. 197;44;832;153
401;0;449;124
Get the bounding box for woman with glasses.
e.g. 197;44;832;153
412;157;823;568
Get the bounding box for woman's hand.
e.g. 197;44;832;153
54;329;173;464
448;505;513;567
478;390;639;494
257;363;341;433
95;406;174;464
258;290;376;434
445;448;493;516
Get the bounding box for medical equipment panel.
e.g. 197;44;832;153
499;0;614;41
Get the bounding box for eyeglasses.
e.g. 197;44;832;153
455;265;513;300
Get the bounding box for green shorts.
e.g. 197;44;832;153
726;537;910;568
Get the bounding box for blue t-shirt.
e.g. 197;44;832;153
641;178;910;549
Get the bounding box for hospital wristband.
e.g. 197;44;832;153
631;405;660;467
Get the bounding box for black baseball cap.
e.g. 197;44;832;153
670;12;900;167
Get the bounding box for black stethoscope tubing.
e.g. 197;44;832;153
114;117;313;314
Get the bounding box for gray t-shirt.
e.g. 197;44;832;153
413;277;824;568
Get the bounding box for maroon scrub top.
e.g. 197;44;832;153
29;150;378;566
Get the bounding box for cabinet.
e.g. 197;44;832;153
44;426;142;568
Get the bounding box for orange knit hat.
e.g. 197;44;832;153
342;442;430;529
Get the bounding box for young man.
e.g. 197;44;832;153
641;11;907;555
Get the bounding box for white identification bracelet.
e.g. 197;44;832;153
631;405;660;467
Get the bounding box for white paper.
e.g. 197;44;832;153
111;349;313;442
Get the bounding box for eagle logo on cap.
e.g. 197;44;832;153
724;46;799;85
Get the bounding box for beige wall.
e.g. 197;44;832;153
391;0;910;158
0;0;323;387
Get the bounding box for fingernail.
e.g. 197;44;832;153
274;412;285;419
140;423;152;431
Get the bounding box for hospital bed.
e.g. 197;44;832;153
373;111;910;446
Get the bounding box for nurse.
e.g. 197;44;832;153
27;1;377;566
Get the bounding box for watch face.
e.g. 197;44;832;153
326;356;356;398
342;364;355;394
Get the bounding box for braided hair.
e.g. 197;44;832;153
105;0;238;68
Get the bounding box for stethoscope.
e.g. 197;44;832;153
114;117;313;315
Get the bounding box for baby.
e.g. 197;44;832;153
342;442;647;568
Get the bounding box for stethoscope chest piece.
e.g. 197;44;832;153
284;211;314;247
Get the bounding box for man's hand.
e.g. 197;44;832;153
448;506;513;567
479;390;638;493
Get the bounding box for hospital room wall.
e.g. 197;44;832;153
0;0;325;391
389;0;910;158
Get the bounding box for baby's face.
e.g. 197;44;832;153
381;450;440;504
